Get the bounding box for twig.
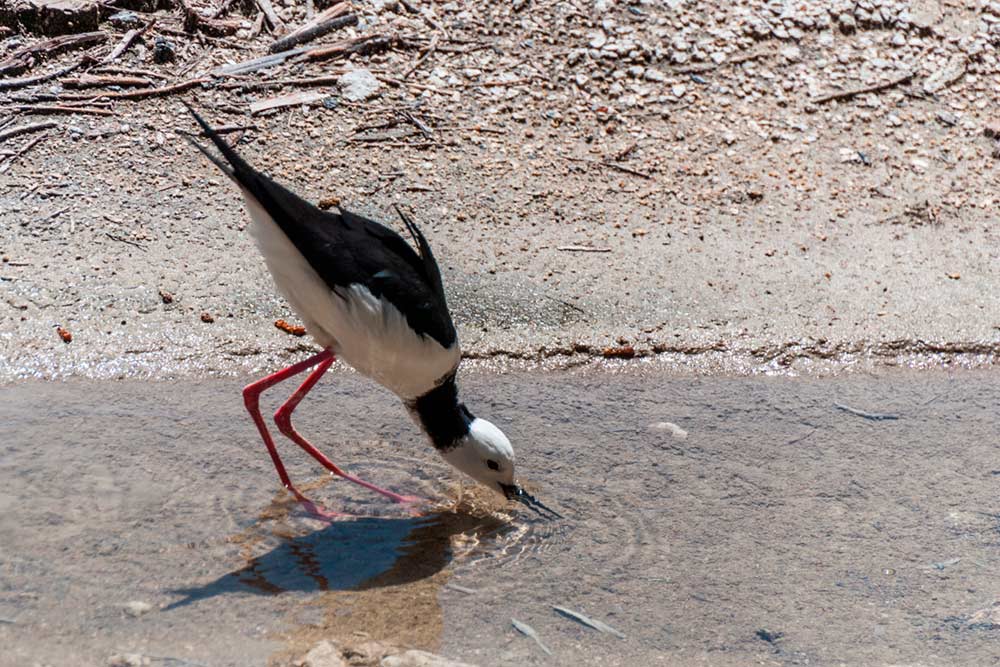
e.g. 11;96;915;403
269;2;355;53
403;33;440;79
92;66;168;80
833;403;900;421
812;71;915;105
216;72;347;91
304;34;392;62
255;0;287;34
63;75;153;89
0;32;106;77
0;134;49;174
0;121;58;143
564;155;652;179
10;105;114;116
212;47;311;77
105;233;147;251
201;123;258;135
40;206;70;222
78;78;209;101
103;20;155;64
249;90;328;114
249;11;265;38
399;110;433;136
602;161;652;179
269;13;356;52
350;128;421;143
0;57;90;91
398;0;444;32
557;245;611;252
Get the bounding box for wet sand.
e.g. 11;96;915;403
2;369;999;666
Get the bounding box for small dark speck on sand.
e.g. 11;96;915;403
756;628;783;645
834;402;899;421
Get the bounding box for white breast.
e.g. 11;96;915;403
242;190;460;399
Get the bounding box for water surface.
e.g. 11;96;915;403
1;370;998;665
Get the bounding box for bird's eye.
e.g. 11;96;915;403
486;459;500;471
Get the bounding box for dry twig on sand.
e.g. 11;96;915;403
812;71;915;105
269;2;356;53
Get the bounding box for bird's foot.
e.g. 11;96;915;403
288;487;348;521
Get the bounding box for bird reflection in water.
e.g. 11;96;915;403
166;504;512;609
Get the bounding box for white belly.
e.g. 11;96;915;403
243;191;460;399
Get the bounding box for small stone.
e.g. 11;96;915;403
107;656;149;667
838;12;856;33
910;157;928;173
152;36;175;64
297;640;347;667
588;30;607;48
380;650;476;667
891;32;906;46
200;312;214;323
780;45;801;62
670;83;687;98
123;601;152;617
886;113;902;127
723;132;737;145
107;10;140;28
936;111;957;126
574;73;589;87
337;68;381;102
643;68;665;82
648;421;688;439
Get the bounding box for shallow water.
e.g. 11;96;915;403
2;369;999;666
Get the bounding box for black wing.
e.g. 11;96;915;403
182;104;457;348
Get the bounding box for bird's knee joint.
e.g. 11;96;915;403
274;408;292;432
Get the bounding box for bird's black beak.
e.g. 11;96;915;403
500;482;563;520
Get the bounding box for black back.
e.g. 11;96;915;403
183;106;457;348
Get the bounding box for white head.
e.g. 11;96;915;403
438;417;516;497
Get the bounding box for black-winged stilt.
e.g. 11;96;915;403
181;105;557;518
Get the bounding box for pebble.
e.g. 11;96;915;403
107;656;148;667
671;84;687;98
123;601;152;617
780;45;802;62
648;421;688;439
338;68;381;102
295;640;347;667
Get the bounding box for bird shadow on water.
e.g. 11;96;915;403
164;507;512;611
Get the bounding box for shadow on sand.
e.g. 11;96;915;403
165;508;510;610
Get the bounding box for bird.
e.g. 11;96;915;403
181;104;558;519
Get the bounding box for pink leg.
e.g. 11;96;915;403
243;349;339;518
273;355;422;505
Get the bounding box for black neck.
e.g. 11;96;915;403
407;374;472;451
